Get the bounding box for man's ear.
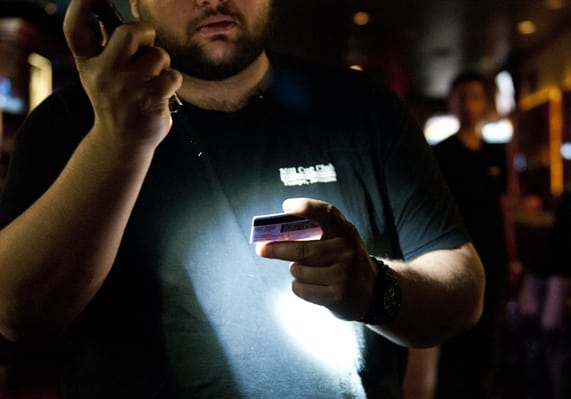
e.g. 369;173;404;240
129;0;140;20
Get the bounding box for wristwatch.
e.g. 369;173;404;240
360;256;402;325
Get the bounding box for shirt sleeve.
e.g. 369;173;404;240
373;87;470;261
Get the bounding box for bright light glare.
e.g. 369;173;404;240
0;77;24;114
353;12;370;26
561;143;571;160
546;0;565;10
495;71;516;116
28;53;53;112
482;118;514;144
350;65;364;71
424;115;459;145
275;293;362;379
518;20;537;35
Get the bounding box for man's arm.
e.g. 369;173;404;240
258;198;485;348
0;0;181;342
370;243;484;347
0;132;155;342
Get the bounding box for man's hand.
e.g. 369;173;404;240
63;0;182;147
257;198;378;321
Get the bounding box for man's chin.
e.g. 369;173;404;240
201;43;240;66
173;46;264;81
175;59;245;81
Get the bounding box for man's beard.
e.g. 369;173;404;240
143;4;272;81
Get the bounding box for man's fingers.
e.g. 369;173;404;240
64;0;158;66
291;281;338;308
129;45;171;82
259;237;346;264
259;240;310;262
144;68;183;108
290;262;346;286
63;0;103;58
103;23;157;66
282;198;354;239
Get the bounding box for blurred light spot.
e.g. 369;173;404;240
495;71;516;116
275;293;361;377
546;0;565;10
349;65;364;71
28;53;53;112
561;143;571;160
44;2;57;15
353;12;370;26
514;153;528;172
424;115;459;145
518;20;537;35
0;77;24;114
482;118;514;144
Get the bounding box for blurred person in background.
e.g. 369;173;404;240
432;71;512;399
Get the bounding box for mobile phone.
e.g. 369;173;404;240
90;0;183;113
250;213;323;244
91;0;125;34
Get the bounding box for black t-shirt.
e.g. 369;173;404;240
433;134;507;280
0;55;469;398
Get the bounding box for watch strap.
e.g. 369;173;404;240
360;256;402;325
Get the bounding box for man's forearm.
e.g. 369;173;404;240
370;243;485;348
0;130;155;342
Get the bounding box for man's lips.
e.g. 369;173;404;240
197;15;238;34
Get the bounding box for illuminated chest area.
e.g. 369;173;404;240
129;103;383;396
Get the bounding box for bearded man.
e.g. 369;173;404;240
0;1;484;397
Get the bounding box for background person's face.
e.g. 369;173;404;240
448;81;490;129
131;0;272;80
